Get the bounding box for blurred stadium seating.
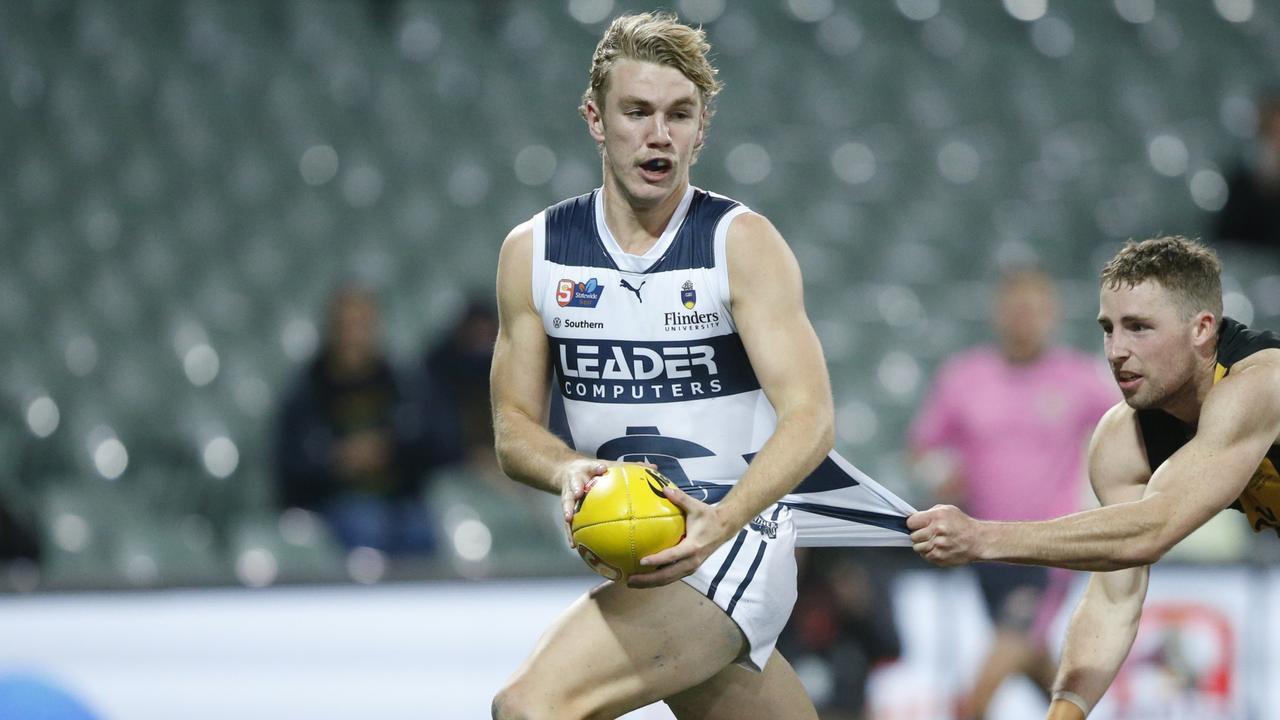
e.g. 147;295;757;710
2;0;1279;591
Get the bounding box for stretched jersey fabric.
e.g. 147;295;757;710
1137;317;1280;535
530;186;914;547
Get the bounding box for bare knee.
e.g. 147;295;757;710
492;685;530;720
492;681;594;720
491;684;535;720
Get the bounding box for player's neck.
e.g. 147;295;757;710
1160;359;1218;425
599;177;688;255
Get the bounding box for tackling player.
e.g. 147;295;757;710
909;236;1280;718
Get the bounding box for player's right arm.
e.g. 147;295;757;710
913;355;1280;569
1045;404;1152;719
490;222;607;535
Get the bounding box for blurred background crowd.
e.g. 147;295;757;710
2;0;1280;717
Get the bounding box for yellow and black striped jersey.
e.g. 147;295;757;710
1137;317;1280;535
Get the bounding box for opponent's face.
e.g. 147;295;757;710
586;59;704;207
1098;281;1201;410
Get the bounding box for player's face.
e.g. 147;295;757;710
1098;281;1199;410
587;59;704;207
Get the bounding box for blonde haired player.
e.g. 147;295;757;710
490;12;912;719
910;236;1280;718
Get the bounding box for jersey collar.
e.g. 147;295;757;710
593;185;695;274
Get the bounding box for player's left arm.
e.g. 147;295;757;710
629;212;834;588
915;352;1280;571
715;212;835;531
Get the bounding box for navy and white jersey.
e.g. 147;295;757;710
531;185;913;546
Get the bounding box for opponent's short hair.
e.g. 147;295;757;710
1101;236;1223;320
579;12;721;133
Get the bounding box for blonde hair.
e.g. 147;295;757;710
579;12;722;143
1101;236;1223;320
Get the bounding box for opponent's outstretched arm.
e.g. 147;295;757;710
911;356;1280;571
1043;426;1151;719
1045;564;1148;719
631;212;835;587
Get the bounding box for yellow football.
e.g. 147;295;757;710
571;464;686;581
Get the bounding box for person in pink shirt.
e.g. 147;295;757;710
909;269;1117;719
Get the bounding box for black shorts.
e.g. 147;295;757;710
972;562;1050;632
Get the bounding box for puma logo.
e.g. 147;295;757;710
620;278;646;302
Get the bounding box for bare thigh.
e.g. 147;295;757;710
498;579;746;719
665;649;818;720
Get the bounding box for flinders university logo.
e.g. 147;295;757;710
680;280;697;309
557;278;604;308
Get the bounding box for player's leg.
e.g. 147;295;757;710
322;493;391;551
959;564;1051;719
1022;568;1076;696
491;579;746;720
663;507;816;720
1023;642;1058;695
959;628;1039;719
664;648;819;720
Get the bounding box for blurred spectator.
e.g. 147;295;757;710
0;495;39;565
777;548;900;720
414;296;572;569
422;298;499;468
1214;94;1280;248
908;269;1117;719
275;286;455;557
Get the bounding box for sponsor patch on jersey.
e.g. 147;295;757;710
664;309;721;332
552;335;760;404
681;280;697;310
558;318;604;330
557;278;604;308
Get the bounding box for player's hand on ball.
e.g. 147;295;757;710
555;459;609;548
907;504;984;567
557;459;659;548
628;484;734;589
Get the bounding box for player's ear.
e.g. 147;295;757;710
585;98;606;144
1192;311;1218;348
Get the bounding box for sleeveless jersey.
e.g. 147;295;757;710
531;186;913;547
1137;317;1280;535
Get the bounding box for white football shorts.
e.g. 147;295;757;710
681;502;797;672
